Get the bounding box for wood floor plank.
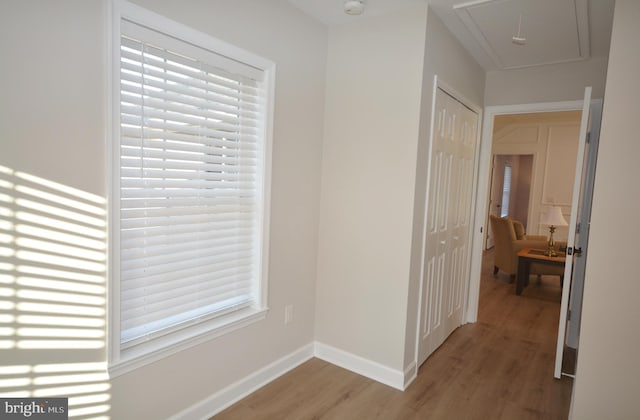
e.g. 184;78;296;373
212;250;572;419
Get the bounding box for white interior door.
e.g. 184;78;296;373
418;84;479;365
565;99;602;350
554;87;592;378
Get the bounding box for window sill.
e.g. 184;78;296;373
109;306;268;378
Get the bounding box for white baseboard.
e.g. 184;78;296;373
403;360;417;389
170;341;416;419
313;341;406;391
168;342;315;420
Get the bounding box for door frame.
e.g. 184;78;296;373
466;99;587;323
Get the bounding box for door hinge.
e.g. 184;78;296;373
586;132;591;144
568;247;583;256
576;222;581;234
568;310;571;321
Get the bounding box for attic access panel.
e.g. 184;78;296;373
454;0;590;69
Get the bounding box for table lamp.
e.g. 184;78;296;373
540;206;568;257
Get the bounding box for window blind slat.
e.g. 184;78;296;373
121;295;252;345
121;19;264;80
120;114;258;142
119;48;261;98
119;107;259;137
120;63;260;118
121;241;254;268
122;270;253;300
121;227;253;250
120;150;257;169
119;138;257;160
121;253;254;285
119;209;255;228
120;126;258;145
122;288;252;330
121;255;254;286
122;285;253;327
119;187;255;199
119;52;261;105
119;94;259;130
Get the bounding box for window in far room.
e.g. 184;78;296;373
500;163;512;217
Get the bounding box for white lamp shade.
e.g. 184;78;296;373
541;206;568;226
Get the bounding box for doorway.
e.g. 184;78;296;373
467;94;601;382
467;100;589;324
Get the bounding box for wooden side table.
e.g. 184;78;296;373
516;247;566;295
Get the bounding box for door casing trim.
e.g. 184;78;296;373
466;99;586;323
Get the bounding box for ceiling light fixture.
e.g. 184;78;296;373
344;0;364;16
512;14;527;45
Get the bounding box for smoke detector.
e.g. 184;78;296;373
344;0;364;15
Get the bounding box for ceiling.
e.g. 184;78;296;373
286;0;615;71
287;0;426;27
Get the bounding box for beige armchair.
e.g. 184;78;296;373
489;215;565;282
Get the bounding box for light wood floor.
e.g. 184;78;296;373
213;250;572;419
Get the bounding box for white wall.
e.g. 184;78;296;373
404;10;485;368
314;5;428;372
0;0;327;418
0;0;105;194
571;0;640;418
485;56;609;106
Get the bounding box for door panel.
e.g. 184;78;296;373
421;89;449;358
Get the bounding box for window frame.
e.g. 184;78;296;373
107;0;275;376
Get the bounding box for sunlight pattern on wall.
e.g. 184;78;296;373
0;165;110;419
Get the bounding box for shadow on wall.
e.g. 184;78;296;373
0;164;111;419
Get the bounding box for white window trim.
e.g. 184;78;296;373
106;0;275;377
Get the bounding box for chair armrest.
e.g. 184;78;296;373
524;235;547;241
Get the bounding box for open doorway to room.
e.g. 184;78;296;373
469;99;599;384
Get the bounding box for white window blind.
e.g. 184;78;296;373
500;163;512;218
117;19;267;348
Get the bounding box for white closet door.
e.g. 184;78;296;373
418;87;479;365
